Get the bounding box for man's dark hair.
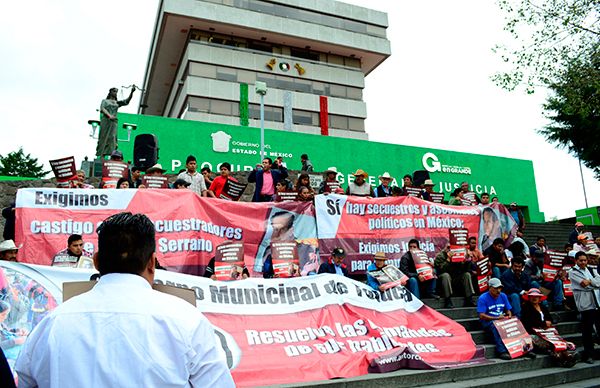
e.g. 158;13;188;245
575;251;588;260
451;188;462;197
564;243;573;250
186;155;196;164
131;166;141;173
263;157;273;165
408;239;420;248
493;238;504;246
511;256;525;266
68;234;83;246
301;154;308;160
468;236;477;243
271;211;294;230
96;212;155;276
537;236;546;242
201;166;211;173
481;192;489;197
403;174;412;180
220;162;231;171
392;186;403;195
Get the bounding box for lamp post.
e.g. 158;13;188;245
255;81;268;161
578;158;589;208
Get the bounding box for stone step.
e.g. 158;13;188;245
422;360;600;388
437;306;577;325
275;355;554;387
545;376;600;388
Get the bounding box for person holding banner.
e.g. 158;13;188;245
434;246;476;308
569;251;600;364
208;162;237;198
500;257;537;317
477;278;514;360
375;172;394;197
15;212;234;387
346;169;374;197
399;240;438;299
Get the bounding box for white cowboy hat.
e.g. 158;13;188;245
379;172;393;179
325;167;338;174
423;179;435;186
0;240;22;252
146;164;166;174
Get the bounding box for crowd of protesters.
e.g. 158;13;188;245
0;151;599;382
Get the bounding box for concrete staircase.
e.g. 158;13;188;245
275;297;600;388
522;223;600;251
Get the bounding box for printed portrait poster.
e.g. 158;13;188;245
0;262;487;387
214;241;245;281
49;156;77;188
493;317;533;359
478;204;518;253
14;188;317;278
315;194;482;276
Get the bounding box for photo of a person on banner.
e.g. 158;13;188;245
479;205;517;253
254;210;318;278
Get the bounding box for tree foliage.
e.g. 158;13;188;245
0;148;49;178
539;48;600;177
493;0;600;92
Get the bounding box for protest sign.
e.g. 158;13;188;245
449;228;468;263
533;328;574;352
220;179;248;201
412;250;434;281
476;257;490;292
271;241;300;278
214;241;245;281
142;175;169;188
404;187;422;198
543;251;567;282
275;191;299;202
49;156;77;188
428;192;444;204
493;317;533;359
0;262;486;387
101;160;129;188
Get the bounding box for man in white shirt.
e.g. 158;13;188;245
16;212;234;388
177;155;207;196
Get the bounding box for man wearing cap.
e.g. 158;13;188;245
318;248;349;277
400;240;438;299
569;251;600;363
421;179;435;201
318;167;341;194
177;155;207;196
375;172;394;197
0;240;21;262
172;179;191;189
346;169;374;197
569;222;585;245
477;278;516;360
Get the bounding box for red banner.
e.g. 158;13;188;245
0;263;486;387
543;251;567;282
315;195;483;275
15;188;318;277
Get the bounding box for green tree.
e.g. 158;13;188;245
539;48;600;177
493;0;600;92
0;148;49;178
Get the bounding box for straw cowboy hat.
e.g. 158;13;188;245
146;164;166;174
0;240;22;252
352;169;368;178
374;252;387;260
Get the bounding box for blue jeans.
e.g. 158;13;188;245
406;277;436;299
508;280;541;317
481;320;508;354
541;279;564;307
492;266;508;279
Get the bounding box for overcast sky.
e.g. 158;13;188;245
0;0;597;221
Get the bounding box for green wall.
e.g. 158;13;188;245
117;113;544;222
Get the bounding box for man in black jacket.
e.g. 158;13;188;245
318;247;348;277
